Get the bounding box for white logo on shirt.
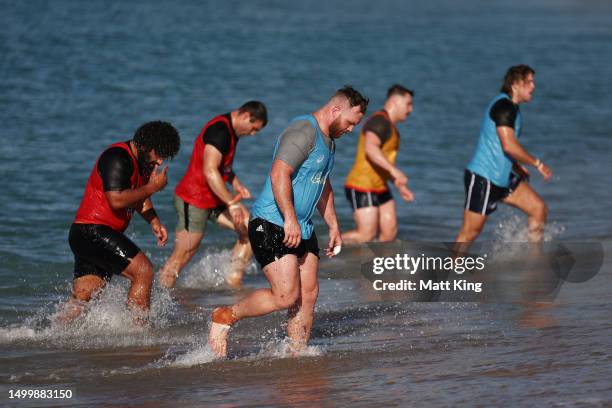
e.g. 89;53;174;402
311;172;326;185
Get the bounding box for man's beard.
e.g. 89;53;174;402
328;117;343;138
136;147;154;179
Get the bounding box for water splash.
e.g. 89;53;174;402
0;280;189;349
157;343;219;368
180;249;258;289
248;338;324;360
493;213;565;243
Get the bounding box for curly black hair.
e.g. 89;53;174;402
133;121;180;159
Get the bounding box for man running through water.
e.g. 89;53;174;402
208;86;369;357
343;84;415;243
62;121;180;322
159;101;267;288
455;65;552;254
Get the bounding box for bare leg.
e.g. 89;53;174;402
208;255;301;357
453;210;488;257
502;182;548;244
378;199;398;242
55;275;106;323
216;209;253;287
287;253;319;351
158;230;204;288
341;206;379;244
120;252;154;313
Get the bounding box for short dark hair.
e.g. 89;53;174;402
133;121;180;159
238;101;268;127
387;84;414;99
335;85;369;114
501;65;535;95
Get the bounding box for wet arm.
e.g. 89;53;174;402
270;160;297;221
203;145;234;205
316;179;339;230
497;127;539;167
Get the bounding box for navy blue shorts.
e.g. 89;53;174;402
464;169;524;215
345;187;393;211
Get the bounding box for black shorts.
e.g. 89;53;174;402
345;187;393;211
464;169;524;215
69;223;140;281
248;217;320;269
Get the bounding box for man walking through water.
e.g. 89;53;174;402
208;86;369;357
159;101;267;288
342;84;415;243
63;121;180;322
455;65;552;254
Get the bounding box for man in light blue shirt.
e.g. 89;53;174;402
456;65;552;253
209;86;369;357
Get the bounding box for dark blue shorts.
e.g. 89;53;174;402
464;170;524;215
345;187;393;211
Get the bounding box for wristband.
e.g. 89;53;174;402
534;158;542;169
227;192;243;207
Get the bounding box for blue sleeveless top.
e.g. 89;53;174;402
467;93;522;187
251;114;335;239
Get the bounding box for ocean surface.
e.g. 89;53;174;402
1;0;612;406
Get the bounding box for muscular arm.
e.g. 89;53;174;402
497;126;539;167
365;130;412;200
364;131;397;174
137;198;159;223
99;147;162;211
203;144;234;205
317;178;342;257
270;159;302;248
105;185;155;211
231;174;252;199
316;179;339;230
137;198;168;246
270;159;297;222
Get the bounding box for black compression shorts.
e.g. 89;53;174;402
345;187;393;211
69;223;140;281
248;217;320;269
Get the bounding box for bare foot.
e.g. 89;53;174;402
52;299;86;325
209;321;230;357
208;306;238;357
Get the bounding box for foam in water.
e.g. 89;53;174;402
493;213;565;243
160;344;219;367
180;248;258;289
248;338;324;360
0;280;190;349
156;327;323;368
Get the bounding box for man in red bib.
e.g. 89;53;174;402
159;101;267;288
61;121;180;322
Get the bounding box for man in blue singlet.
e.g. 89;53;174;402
208;86;369;357
455;65;552;253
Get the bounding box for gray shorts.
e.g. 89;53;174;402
174;195;226;234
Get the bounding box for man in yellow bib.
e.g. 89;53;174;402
342;85;414;243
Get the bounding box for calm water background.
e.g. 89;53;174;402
1;0;612;406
